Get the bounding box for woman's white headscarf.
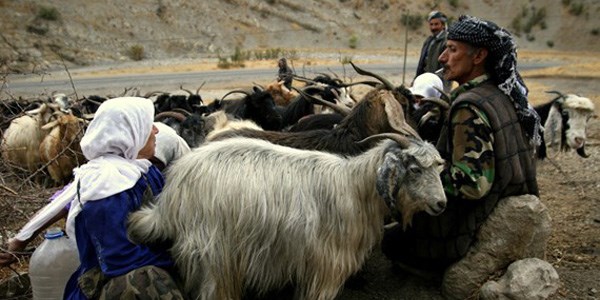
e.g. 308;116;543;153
15;97;155;242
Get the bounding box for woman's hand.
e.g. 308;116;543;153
0;238;31;268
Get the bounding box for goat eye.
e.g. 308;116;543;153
409;165;421;174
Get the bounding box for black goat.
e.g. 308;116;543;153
209;86;283;131
208;88;420;156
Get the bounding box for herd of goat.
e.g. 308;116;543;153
0;62;596;299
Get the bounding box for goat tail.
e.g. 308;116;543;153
127;204;169;245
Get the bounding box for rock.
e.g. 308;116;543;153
479;258;559;300
442;194;552;299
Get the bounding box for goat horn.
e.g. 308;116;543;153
338;80;381;88
143;90;166;98
291;87;352;116
349;61;396;91
576;146;590;158
421;97;450;110
171;108;193;116
418;111;437;127
180;85;194;96
545;90;567;101
154;111;187;122
221;90;250;101
196;81;206;94
432;86;452;102
82;113;95;120
84;97;104;107
356;133;412;149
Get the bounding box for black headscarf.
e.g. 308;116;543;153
447;15;542;146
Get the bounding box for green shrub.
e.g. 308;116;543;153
448;0;459;8
568;2;585;16
348;35;358;49
591;28;599;36
512;6;547;35
37;6;60;21
546;40;554;48
401;13;423;31
128;45;145;61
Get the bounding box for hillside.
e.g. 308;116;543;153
1;0;599;74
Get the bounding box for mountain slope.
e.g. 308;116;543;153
1;0;598;73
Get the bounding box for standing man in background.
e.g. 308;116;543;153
415;11;450;91
277;57;294;90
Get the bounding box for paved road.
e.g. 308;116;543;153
4;61;559;98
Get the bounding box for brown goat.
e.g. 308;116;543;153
265;80;298;106
39;114;87;185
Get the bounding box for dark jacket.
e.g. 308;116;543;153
415;30;447;77
382;81;538;270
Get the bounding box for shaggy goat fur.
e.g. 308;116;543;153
1;103;58;172
128;137;446;300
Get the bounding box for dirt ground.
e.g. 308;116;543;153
0;56;599;299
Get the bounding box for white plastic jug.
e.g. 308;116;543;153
29;227;79;300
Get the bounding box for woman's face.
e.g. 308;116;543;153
137;125;159;159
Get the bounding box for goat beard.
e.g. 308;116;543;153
396;190;420;231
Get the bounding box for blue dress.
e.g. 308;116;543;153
64;166;174;299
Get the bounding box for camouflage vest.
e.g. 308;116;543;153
385;81;539;269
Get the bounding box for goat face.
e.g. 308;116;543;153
376;141;446;228
179;114;207;148
245;88;283;130
544;95;595;157
563;105;594;151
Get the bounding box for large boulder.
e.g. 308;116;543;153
441;194;553;299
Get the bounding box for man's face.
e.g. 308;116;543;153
429;18;445;35
438;40;479;84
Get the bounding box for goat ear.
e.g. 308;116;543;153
382;91;421;139
376;152;407;211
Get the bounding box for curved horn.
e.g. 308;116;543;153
252;82;265;89
432;86;452;103
545;90;567;101
291;87;352;116
221;90;250;101
83;97;104;107
196;81;206;95
154;111;187;122
293;76;322;85
356;133;412;149
418;110;438;127
143;90;167;98
349;61;396;91
576;146;590;158
421;97;450;110
180;85;194;96
171;108;193;116
338;80;381;88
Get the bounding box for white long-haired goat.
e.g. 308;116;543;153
128;134;446;299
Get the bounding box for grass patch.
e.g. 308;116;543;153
37;6;61;21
